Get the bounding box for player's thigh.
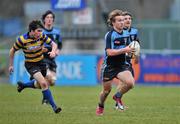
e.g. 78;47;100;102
101;64;119;82
33;72;48;89
25;62;48;88
33;72;46;83
117;70;134;85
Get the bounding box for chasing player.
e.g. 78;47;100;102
8;20;62;113
41;10;62;104
41;10;62;86
112;11;140;110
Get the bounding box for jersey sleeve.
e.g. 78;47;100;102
105;32;112;50
136;30;141;44
56;29;62;50
42;33;52;45
134;28;140;43
13;36;23;51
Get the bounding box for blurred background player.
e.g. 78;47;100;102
41;10;62;104
8;20;62;113
96;9;135;116
112;11;140;110
41;10;62;87
123;11;139;64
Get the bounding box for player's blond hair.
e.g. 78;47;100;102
107;9;123;27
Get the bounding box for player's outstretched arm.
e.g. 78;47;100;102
9;47;16;73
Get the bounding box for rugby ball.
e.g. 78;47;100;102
128;40;140;57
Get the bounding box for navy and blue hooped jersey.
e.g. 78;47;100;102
104;29;130;66
43;27;62;50
124;27;139;45
124;27;139;63
13;32;52;62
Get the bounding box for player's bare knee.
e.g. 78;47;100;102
34;81;41;89
49;82;55;86
104;89;111;96
40;82;49;89
48;76;56;86
126;80;135;89
129;83;134;89
49;81;55;86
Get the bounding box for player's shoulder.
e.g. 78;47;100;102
105;30;113;35
122;30;130;37
130;27;138;32
20;32;28;38
17;32;28;41
105;30;113;39
52;27;61;33
40;32;45;37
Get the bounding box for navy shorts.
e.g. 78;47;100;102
101;63;132;82
25;60;47;79
43;57;57;72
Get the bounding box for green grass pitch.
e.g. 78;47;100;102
0;83;180;124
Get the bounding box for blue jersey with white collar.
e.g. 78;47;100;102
124;27;139;44
43;27;62;58
124;27;139;63
104;29;130;66
43;27;62;50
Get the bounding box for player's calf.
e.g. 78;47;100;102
113;93;124;111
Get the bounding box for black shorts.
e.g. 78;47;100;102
25;60;47;79
101;63;132;82
43;57;57;72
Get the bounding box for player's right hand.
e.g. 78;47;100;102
125;46;135;54
8;66;14;74
55;49;60;56
48;51;56;58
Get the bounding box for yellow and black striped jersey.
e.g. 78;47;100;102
13;32;52;62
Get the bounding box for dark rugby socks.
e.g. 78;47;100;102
114;91;122;98
23;79;35;88
42;89;57;109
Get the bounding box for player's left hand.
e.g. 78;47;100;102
55;49;60;56
48;51;56;58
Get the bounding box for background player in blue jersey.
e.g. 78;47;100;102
123;11;139;64
96;9;135;116
8;20;61;113
41;10;62;87
112;11;140;109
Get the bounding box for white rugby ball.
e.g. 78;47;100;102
128;40;140;57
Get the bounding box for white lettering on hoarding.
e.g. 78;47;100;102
72;8;93;24
55;0;81;9
57;61;82;79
